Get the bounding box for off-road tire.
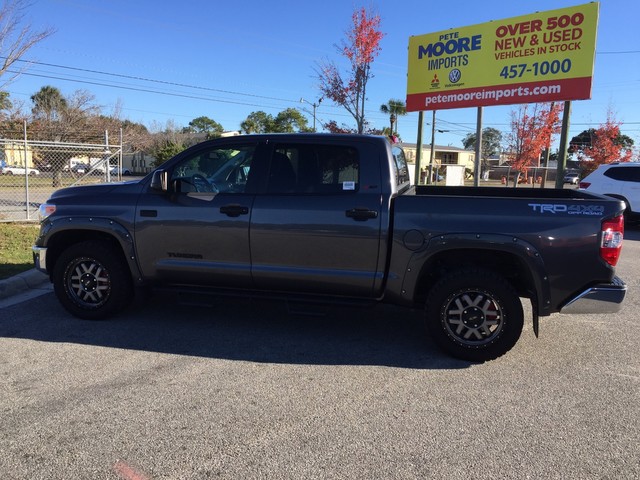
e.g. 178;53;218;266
425;268;524;362
53;240;133;320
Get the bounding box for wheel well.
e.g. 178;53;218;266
412;248;536;305
45;230;126;276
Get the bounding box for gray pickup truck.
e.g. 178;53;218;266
33;134;627;361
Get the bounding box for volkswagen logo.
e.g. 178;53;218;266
449;69;461;83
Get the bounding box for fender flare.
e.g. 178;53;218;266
400;232;552;317
40;216;144;286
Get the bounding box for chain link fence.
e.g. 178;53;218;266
0;133;123;222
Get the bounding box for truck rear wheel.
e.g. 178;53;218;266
53;240;133;320
425;269;523;362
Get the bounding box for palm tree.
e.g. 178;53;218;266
380;99;407;136
31;85;67;122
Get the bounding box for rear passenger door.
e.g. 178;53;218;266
250;141;384;297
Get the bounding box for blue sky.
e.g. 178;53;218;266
4;0;639;150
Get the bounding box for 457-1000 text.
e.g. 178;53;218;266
500;59;572;79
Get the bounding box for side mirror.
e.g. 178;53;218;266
150;170;168;192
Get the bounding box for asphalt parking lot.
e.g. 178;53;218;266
1;230;638;479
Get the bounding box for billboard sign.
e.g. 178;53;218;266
406;3;599;111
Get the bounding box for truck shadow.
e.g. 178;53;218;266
1;291;472;370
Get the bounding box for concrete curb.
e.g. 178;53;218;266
0;269;50;300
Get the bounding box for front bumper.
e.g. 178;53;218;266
559;276;627;315
32;246;48;275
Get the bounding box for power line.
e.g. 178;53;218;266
6;68;394;127
5;58;367;121
12;70;291;110
597;50;640;55
5;57;297;104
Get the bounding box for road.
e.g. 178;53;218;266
1;230;639;479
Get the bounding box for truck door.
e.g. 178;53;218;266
250;142;384;297
134;142;262;287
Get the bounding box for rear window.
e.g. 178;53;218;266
268;144;359;194
391;146;410;186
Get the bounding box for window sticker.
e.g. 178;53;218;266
343;181;356;191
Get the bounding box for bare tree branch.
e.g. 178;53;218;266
0;0;55;86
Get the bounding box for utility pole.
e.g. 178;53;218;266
300;97;322;132
555;101;572;189
415;111;424;185
474;107;483;187
428;110;436;185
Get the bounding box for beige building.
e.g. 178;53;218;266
400;143;475;183
0;141;35;168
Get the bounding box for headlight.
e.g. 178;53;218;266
38;203;56;221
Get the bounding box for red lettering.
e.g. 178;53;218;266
547;13;584;30
495;19;542;38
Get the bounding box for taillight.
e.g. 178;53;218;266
579;181;591;189
600;215;624;266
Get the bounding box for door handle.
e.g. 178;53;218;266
220;204;249;217
345;208;378;221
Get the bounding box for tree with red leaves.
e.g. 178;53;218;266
505;103;562;186
323;119;384;136
574;111;634;176
317;7;384;134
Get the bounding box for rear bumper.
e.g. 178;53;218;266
32;246;48;274
559;276;627;315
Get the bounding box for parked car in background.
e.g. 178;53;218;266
579;162;640;220
70;163;90;174
110;166;132;176
563;172;580;185
38;163;70;172
70;163;105;175
0;165;40;175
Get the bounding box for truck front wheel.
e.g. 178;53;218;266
425;269;524;362
52;240;133;320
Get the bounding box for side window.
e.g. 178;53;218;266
604;168;625;181
267;144;359;194
170;145;255;194
604;166;640;183
629;167;640;182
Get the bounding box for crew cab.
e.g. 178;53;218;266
33;134;627;361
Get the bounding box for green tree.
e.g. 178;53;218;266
0;91;12;111
241;109;310;134
184;116;224;138
31;85;67;122
379;99;406;135
568;128;634;156
462;127;503;173
145;120;191;167
151;141;185;167
241;111;273;134
273;108;311;133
